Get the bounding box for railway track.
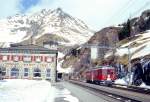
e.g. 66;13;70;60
69;80;150;102
112;84;150;94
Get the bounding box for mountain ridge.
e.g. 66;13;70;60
0;8;94;49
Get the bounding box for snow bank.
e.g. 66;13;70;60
115;78;128;85
140;83;150;89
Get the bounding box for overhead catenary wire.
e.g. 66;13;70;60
130;1;150;18
105;0;136;25
112;0;142;22
105;0;149;26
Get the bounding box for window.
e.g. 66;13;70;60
47;57;52;62
24;68;29;77
11;68;19;78
33;68;41;77
2;68;6;76
46;69;51;78
2;55;8;61
45;57;53;62
23;56;31;62
13;56;19;61
35;56;41;62
0;67;6;76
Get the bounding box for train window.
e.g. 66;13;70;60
107;70;111;74
110;71;114;74
102;70;107;75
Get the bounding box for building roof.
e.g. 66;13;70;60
0;44;58;54
43;41;59;45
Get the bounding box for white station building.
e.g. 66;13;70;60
0;43;58;80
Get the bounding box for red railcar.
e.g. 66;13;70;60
85;66;117;85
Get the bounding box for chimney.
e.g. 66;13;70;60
31;35;36;45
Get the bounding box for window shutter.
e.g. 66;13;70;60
45;56;47;62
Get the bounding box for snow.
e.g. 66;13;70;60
0;8;93;48
140;82;150;89
115;78;150;89
0;79;79;102
57;52;74;73
115;78;128;85
0;30;26;43
114;30;150;59
132;42;150;59
0;79;51;102
57;52;66;73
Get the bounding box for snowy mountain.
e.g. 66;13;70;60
0;8;94;48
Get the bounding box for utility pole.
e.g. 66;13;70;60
127;17;132;86
128;44;132;85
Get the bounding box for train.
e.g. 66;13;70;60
85;66;117;85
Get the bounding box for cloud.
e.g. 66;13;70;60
50;0;150;30
1;0;149;30
0;0;21;19
26;0;129;30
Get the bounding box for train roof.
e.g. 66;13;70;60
87;66;115;71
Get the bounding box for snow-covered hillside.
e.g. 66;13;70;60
104;30;150;61
116;30;150;60
0;8;94;47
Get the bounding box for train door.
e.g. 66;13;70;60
102;69;107;80
91;70;94;82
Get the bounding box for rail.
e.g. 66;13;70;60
69;80;150;102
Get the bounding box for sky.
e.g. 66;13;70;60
0;0;150;31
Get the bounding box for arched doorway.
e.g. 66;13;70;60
46;69;51;78
1;67;6;76
24;68;29;77
11;68;19;78
33;68;41;77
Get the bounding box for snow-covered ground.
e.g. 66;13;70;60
115;78;150;89
0;79;79;102
115;78;128;85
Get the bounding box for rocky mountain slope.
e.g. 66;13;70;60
0;8;94;50
62;9;150;72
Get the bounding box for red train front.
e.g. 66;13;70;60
85;66;117;85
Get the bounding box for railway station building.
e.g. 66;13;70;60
0;43;58;80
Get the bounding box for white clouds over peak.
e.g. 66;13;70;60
26;0;128;30
0;0;149;30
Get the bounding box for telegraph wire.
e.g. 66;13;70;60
105;0;148;27
105;0;135;25
130;1;150;18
